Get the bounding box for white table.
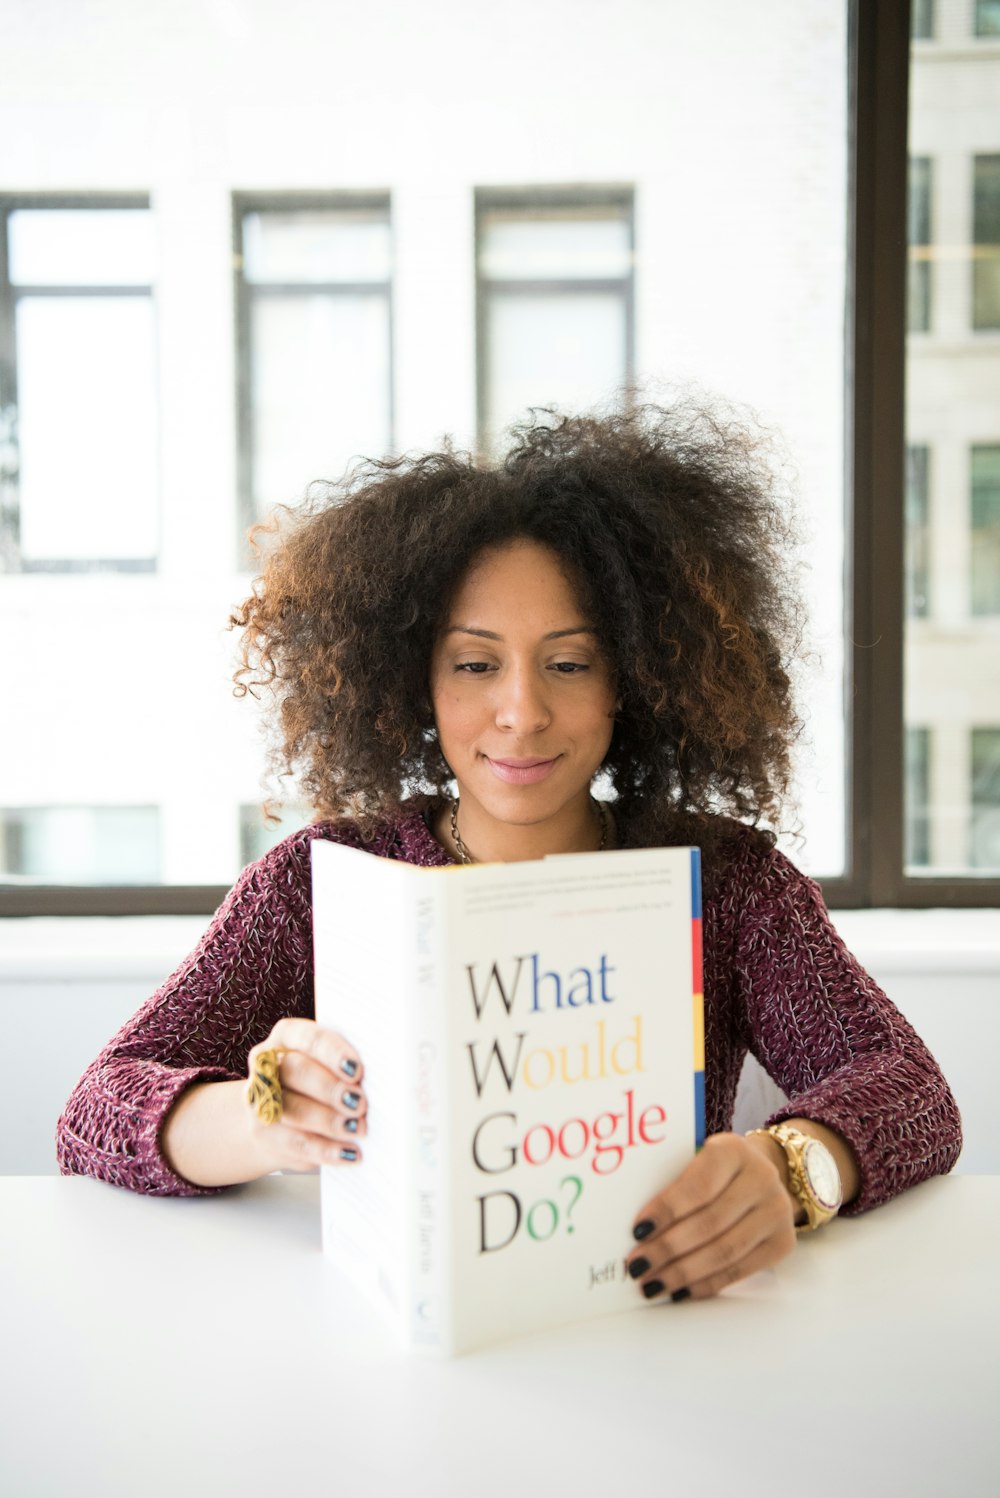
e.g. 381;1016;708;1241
2;1174;997;1498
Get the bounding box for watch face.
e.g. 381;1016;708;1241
803;1139;843;1211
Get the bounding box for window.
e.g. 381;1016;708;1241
971;730;1000;869
4;0;996;915
0;806;160;884
911;0;934;39
972;156;1000;331
905;728;931;870
234;195;393;545
239;803;311;868
476;191;633;452
907;158;932;334
905;445;930;618
975;2;1000;38
971;446;1000;616
0;198;157;570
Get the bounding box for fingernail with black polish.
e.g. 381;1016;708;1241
633;1219;655;1241
642;1279;665;1300
343;1091;360;1110
627;1257;650;1280
671;1287;691;1303
344;1117;359;1133
341;1058;358;1078
339;1147;358;1162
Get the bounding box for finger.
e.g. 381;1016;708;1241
279;1051;368;1117
671;1225;796;1302
259;1018;364;1084
276;1127;365;1170
631;1134;745;1241
627;1179;763;1281
627;1142;791;1280
279;1087;368;1143
637;1209;795;1303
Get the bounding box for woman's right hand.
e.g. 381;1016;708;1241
245;1017;368;1173
161;1017;367;1188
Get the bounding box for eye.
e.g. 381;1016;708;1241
549;660;590;674
454;660;495;674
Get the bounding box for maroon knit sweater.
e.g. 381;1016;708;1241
56;808;962;1206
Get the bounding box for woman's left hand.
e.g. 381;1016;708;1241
625;1132;797;1303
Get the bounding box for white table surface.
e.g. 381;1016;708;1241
2;1173;997;1498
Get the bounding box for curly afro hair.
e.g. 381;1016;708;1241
231;400;803;851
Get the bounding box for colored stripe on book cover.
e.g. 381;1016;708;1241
694;1070;706;1148
691;914;703;1003
690;851;705;1147
692;989;705;1147
692;988;704;1071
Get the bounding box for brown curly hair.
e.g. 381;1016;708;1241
231;401;803;849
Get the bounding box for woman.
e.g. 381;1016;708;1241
57;403;961;1304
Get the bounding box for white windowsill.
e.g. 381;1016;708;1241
1;909;997;981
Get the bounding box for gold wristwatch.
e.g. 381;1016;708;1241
747;1123;843;1232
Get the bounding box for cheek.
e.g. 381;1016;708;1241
431;686;479;746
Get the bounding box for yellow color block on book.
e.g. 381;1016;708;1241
692;993;705;1070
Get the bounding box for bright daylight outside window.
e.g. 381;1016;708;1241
1;2;849;905
904;1;1000;876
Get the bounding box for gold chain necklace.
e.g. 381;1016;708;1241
449;796;611;865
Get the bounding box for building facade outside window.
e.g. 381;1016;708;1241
904;16;1000;883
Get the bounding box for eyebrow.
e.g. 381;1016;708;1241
444;625;596;641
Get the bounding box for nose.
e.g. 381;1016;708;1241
494;664;552;735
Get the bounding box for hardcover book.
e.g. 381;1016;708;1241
312;838;704;1355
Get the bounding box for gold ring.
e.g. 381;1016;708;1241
246;1047;286;1125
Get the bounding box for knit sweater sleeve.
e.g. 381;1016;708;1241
55;834;317;1196
730;840;962;1214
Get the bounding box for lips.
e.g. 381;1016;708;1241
485;756;561;785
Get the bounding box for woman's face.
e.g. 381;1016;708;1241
429;538;616;856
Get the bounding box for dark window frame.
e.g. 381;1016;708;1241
0;192;156;575
232;190;394;563
4;1;998;915
474;185;635;454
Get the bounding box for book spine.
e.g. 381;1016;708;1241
407;877;452;1351
690;848;706;1148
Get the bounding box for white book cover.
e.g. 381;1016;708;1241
312;838;704;1355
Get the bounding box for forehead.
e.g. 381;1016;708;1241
448;539;585;617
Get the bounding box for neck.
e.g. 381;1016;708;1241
442;793;609;864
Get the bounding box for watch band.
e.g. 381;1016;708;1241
746;1123;843;1232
